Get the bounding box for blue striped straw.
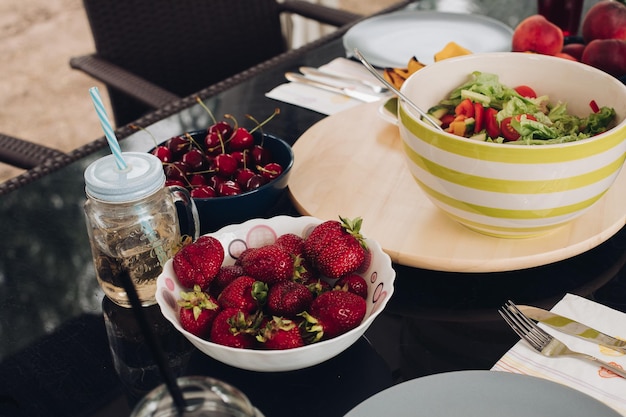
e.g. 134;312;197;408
89;87;127;170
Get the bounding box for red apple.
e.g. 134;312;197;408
581;39;626;77
582;0;626;43
512;15;564;55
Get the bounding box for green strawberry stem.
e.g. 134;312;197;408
339;215;369;251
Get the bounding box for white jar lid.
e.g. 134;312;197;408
84;152;165;202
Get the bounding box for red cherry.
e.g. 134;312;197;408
214;153;238;177
229;127;254;151
231;150;252;168
167;135;190;157
165;179;186;188
207;174;224;189
165;161;190;182
182;149;208;170
218;180;242;196
246;175;268;190
189;174;208;187
235;168;256;188
208;121;232;138
204;132;223;156
259;162;283;180
251;145;271;165
191;185;216;198
152;145;172;163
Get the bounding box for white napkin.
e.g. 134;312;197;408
265;57;387;115
492;293;626;415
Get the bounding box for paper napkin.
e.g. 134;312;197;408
265;57;387;115
492;293;626;415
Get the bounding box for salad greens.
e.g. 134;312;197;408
430;71;617;144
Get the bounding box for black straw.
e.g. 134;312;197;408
119;271;187;414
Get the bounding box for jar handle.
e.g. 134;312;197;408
166;186;200;240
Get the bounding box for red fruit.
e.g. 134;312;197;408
208;121;233;138
251;145;271;165
240;245;294;284
190;185;216;199
217;180;242;196
172;236;225;290
561;43;585;61
245;174;268;190
257;317;304;350
164;161;190;182
214;153;238;177
267;280;313;318
204;131;223;155
235;247;257;266
335;274;368;299
229;127;255;151
210;308;260;349
167;135;190;157
182;149;208;171
582;0;626;43
210;264;245;298
178;285;220;338
303;216;368;279
275;233;305;256
581;39;626;78
258;162;283;180
235;168;256;188
218;275;267;313
152;145;172;163
302;290;366;341
511;15;563;55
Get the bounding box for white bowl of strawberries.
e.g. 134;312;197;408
155;215;395;372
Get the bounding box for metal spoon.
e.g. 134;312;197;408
353;48;444;132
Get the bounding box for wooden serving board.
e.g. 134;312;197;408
288;101;626;273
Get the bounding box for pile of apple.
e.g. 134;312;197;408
511;0;626;78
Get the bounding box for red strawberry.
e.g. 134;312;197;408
303;216;368;279
256;316;304;350
335;273;368;299
275;233;305;256
234;247;257;266
302;290;366;341
173;235;224;289
266;280;313;318
218;275;267;313
178;285;220;338
209;264;245;298
240;244;294;284
210;308;261;349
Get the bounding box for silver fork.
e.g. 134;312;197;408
499;300;626;379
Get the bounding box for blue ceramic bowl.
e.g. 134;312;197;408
157;130;294;234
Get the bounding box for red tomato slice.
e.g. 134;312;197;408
473;103;484;134
501;117;520;141
485;108;499;138
455;98;474;118
514;85;537;98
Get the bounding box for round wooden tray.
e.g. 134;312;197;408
288;101;626;272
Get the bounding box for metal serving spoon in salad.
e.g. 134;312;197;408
353;48;444;132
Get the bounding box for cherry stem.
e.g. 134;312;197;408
195;96;217;125
184;132;203;151
130;124;158;147
248;108;280;134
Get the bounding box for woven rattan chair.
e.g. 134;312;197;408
70;0;362;126
0;133;67;170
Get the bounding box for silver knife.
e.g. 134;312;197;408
284;72;384;103
299;66;388;93
519;305;626;354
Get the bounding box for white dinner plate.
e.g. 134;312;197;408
343;11;513;67
345;371;622;417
